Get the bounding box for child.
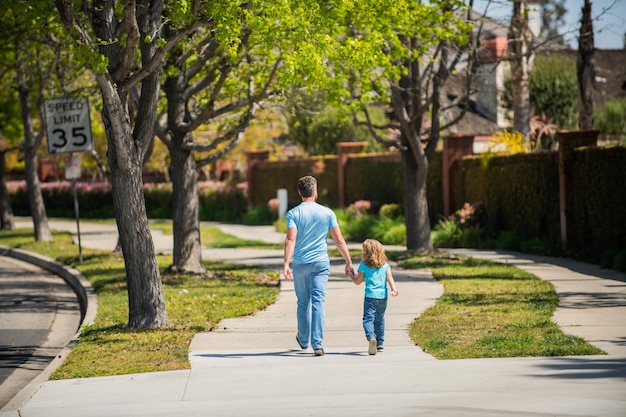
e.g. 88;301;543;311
350;239;398;355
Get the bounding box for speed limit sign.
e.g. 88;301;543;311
44;97;94;154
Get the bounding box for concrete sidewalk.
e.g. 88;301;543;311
2;218;626;417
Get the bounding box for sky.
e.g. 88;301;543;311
470;0;626;49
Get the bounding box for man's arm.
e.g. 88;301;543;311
330;226;353;277
283;227;297;281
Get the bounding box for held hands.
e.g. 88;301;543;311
344;264;355;279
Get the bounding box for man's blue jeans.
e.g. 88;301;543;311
293;260;330;350
363;297;388;347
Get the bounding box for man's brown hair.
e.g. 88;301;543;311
297;176;317;198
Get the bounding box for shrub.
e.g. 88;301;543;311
198;185;247;222
595;98;626;144
529;55;578;130
432;218;462;248
371;216;406;245
273;218;287;233
520;237;564;257
382;224;406;245
611;249;626;272
241;205;274;225
496;231;522;251
379;203;402;219
459;227;485;248
342;213;378;242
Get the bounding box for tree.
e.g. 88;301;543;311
52;0;352;324
50;0;470;325
0;4;69;241
336;1;472;251
54;0;184;328
0;75;22;230
540;0;567;44
156;5;283;273
577;0;595;130
508;0;534;141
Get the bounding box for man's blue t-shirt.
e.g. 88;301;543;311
357;262;390;299
286;202;338;264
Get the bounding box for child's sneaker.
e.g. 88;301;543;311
368;339;377;355
377;345;384;352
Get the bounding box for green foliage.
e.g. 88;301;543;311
431;202;487;249
198;187;248;222
379;203;403;219
0;88;23;145
503;55;577;130
520;237;564;257
454;152;561;242
595;98;626;144
432;218;462;248
241;204;274;225
496;231;522;251
285;91;387;156
8;181;248;222
459;227;485;248
569;146;626;262
335;208;407;245
381;224;407;245
339;212;379;243
611;249;626;272
371;216;406;245
529;55;578;129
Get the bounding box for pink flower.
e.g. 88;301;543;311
268;198;280;214
353;200;371;213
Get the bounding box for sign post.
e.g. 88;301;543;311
64;154;83;263
45;97;94;262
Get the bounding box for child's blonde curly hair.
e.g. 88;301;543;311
361;239;387;269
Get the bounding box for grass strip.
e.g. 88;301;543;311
399;253;605;359
150;220;282;249
2;228;279;379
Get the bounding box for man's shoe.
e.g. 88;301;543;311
368;339;377;355
314;348;324;356
296;336;308;350
377;346;384;352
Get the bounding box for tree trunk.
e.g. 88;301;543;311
103;103;169;329
509;0;533;141
402;140;433;252
17;79;51;242
169;133;204;273
0;151;14;230
577;0;595;130
112;161;168;329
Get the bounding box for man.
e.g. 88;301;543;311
283;176;353;356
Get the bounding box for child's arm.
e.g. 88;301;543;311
386;268;398;296
350;269;364;285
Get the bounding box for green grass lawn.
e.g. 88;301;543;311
1;228;279;379
398;253;604;359
150;220;282;248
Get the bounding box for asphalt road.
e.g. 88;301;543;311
0;256;81;409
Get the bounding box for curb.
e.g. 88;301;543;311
0;245;97;413
0;245;97;326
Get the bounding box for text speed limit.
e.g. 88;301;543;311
44;97;94;154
